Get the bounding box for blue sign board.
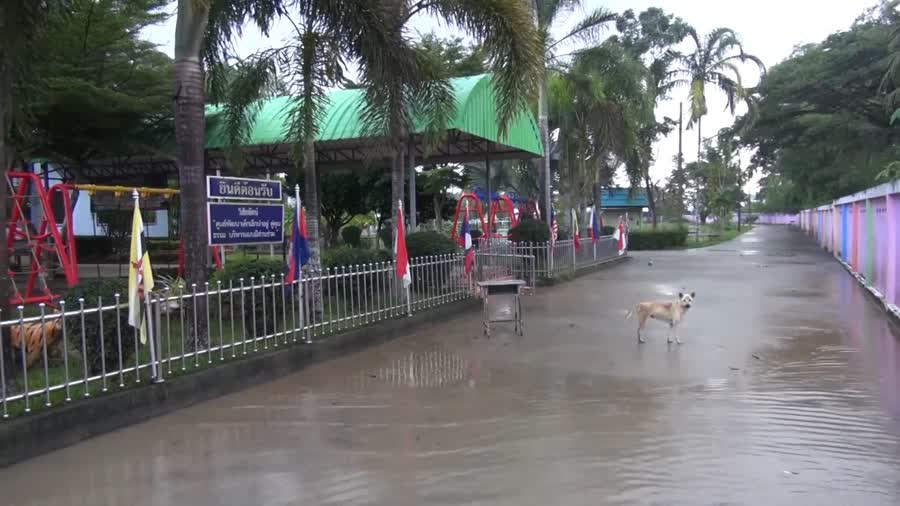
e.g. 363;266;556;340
207;176;282;201
207;203;284;246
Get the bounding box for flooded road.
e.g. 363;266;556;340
3;226;900;505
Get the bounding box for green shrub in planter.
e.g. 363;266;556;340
341;225;362;247
406;231;458;258
321;247;393;298
212;256;285;340
63;279;131;375
403;231;458;293
322;246;391;269
509;218;550;243
627;228;688;250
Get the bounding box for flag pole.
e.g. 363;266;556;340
134;189;160;383
294;184;306;339
399;199;412;317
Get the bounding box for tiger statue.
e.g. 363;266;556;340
9;314;64;368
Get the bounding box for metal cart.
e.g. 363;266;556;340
477;279;526;337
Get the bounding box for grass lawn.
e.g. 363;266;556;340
631;222;753;250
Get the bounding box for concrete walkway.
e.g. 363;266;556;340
2;226;900;505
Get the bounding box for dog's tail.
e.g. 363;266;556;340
625;305;636;320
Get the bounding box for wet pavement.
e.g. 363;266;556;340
3;225;900;506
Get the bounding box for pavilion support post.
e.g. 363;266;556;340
408;138;417;232
886;192;899;308
485;143;492;245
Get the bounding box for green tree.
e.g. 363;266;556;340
413;34;487;78
615;8;690;228
421;166;469;233
672;27;764;164
0;0;66;395
318;173;367;246
28;0;173;167
742;3;898;209
533;0;618;222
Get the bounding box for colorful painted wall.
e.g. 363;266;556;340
794;181;900;311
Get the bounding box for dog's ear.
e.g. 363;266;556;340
678;292;683;298
690;291;696;298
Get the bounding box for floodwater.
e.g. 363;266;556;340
2;226;900;505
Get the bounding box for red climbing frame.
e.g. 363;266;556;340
6;172;79;305
449;193;488;243
488;194;519;236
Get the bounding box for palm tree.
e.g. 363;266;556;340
551;40;648;209
0;0;69;392
533;0;618;220
672;27;765;163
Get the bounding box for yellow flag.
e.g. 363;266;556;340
128;203;154;344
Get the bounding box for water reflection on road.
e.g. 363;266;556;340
2;226;899;506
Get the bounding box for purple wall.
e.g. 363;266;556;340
794;181;900;312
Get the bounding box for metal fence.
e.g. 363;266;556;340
0;238;623;419
477;236;619;280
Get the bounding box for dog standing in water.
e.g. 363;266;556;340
626;292;695;344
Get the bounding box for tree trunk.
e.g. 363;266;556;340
174;0;210;349
644;171;657;229
391;145;406;242
303;139;323;319
0;118;15;394
538;77;552;223
433;196;442;233
695;115;702;241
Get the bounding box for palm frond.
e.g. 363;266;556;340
548;7;617;51
429;0;543;138
536;0;581;30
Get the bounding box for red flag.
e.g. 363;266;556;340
394;205;411;288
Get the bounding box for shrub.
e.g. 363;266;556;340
377;227;392;249
212;256;285;340
322;246;392;269
341;225;363;247
601;225;616;236
63;279;131;375
405;231;458;258
508;218;549;243
321;247;392;299
627;228;688;250
403;231;458;293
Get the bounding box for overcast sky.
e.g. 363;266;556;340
144;0;877;193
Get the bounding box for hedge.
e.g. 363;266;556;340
63;279;131;375
405;231;458;258
627;229;688;250
509;218;549;242
341;225;362;247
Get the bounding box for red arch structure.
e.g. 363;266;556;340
449;193;488;243
488;194;519;235
6;172;79;305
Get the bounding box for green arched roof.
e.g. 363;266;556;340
206;74;542;156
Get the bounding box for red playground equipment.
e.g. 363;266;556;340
450;192;523;242
6;172;79;305
449;193;487;243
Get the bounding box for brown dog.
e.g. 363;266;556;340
626;292;695;344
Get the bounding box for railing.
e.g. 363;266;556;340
792;180;900;313
0;237;625;420
0;254;470;419
476;236;620;280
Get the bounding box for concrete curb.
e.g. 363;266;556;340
0;299;478;468
833;256;900;328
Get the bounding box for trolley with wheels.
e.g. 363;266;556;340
477;279;526;337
